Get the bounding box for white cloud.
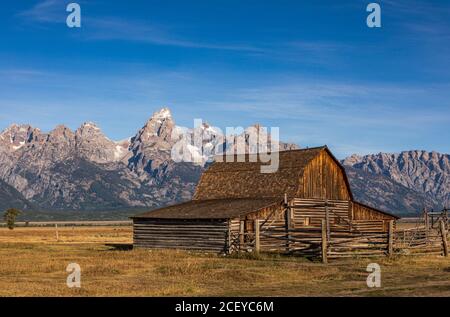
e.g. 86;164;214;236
17;0;64;23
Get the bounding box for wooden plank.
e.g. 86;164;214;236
239;221;245;251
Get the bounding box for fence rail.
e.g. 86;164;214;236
233;219;449;262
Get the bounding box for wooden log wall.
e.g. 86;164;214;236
133;219;229;252
352;202;396;232
351;220;385;233
291;198;351;231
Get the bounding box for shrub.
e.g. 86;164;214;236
3;208;21;230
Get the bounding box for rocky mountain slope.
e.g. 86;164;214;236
0;179;35;211
0;108;296;214
343;151;449;214
345;167;441;216
0;107;446;218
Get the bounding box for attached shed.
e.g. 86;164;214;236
132;198;283;252
132;146;399;252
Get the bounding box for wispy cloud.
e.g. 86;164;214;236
383;0;450;40
17;1;262;52
196;81;450;130
17;0;65;23
84;17;264;52
17;1;347;57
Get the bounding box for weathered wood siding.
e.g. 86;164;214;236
351;220;385;233
133;219;229;252
258;198;396;234
352;202;397;232
291;198;351;229
301;151;351;200
352;202;394;220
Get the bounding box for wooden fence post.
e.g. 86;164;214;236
440;220;448;257
254;220;260;253
55;224;59;242
285;207;292;253
321;219;328;264
445;209;449;231
388;220;394;256
227;221;232;254
239;221;245;251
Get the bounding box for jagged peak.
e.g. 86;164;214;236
1;123;33;133
79;121;100;130
48;125;74;139
140;107;172;129
52;124;71;131
149;107;173;122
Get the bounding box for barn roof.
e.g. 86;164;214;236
132;146;400;220
194;146;354;200
132;198;282;219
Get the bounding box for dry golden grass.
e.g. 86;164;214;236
0;226;131;244
0;226;449;297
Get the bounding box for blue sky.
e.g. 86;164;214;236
0;0;449;158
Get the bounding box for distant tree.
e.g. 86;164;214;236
3;208;21;230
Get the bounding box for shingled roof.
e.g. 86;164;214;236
194;146;333;200
132;198;282;219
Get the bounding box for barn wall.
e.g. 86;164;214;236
252;198;395;234
291;198;351;230
352;202;396;220
133;219;229;252
351;202;397;232
301;151;351;200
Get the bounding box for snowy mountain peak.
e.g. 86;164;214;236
151;107;172;121
137;107;176;144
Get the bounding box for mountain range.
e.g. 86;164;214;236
0;107;447;219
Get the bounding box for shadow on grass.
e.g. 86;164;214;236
227;251;316;263
104;243;133;251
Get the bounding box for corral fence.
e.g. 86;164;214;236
394;225;447;256
425;208;449;231
232;219;449;263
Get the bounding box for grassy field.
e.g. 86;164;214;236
0;226;449;297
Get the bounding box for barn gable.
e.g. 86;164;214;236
300;148;353;201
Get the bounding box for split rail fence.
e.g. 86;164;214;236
232;219;449;263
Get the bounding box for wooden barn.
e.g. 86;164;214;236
132;146;399;253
